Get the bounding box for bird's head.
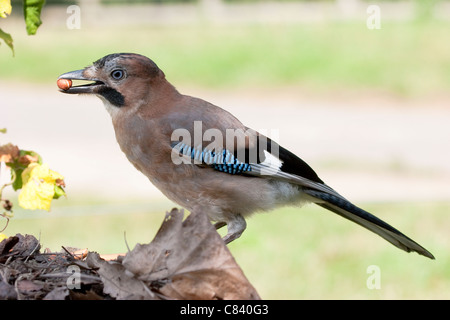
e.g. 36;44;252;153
57;53;166;110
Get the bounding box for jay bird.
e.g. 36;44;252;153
58;53;434;259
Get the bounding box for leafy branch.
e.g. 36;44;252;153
0;128;66;238
0;0;46;55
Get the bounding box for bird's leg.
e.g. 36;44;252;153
222;214;247;245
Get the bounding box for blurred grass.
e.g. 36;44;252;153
4;199;448;299
228;202;449;299
1;20;450;96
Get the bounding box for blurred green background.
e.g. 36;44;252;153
1;0;449;299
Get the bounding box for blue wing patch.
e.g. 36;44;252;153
172;142;252;175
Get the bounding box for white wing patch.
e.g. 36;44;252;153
259;150;283;175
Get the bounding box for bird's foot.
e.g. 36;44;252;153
220;214;247;245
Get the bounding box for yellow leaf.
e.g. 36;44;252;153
0;0;12;18
0;233;7;242
18;163;64;211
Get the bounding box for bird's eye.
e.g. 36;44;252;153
111;69;125;80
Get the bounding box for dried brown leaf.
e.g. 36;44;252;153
0;281;17;300
69;289;104;300
86;252;156;300
17;279;44;294
0;235;19;256
43;287;69;300
1;234;40;257
122;209;260;300
0;143;19;163
18;154;39;166
0;209;260;300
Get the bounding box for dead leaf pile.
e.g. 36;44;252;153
0;209;260;300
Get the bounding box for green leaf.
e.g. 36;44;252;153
23;0;45;35
0;128;6;134
0;28;14;56
8;150;43;191
53;185;66;200
12;167;23;191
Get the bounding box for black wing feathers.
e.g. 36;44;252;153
236;136;324;183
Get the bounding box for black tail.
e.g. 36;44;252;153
304;188;435;260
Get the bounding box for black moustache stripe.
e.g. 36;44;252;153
98;87;125;107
